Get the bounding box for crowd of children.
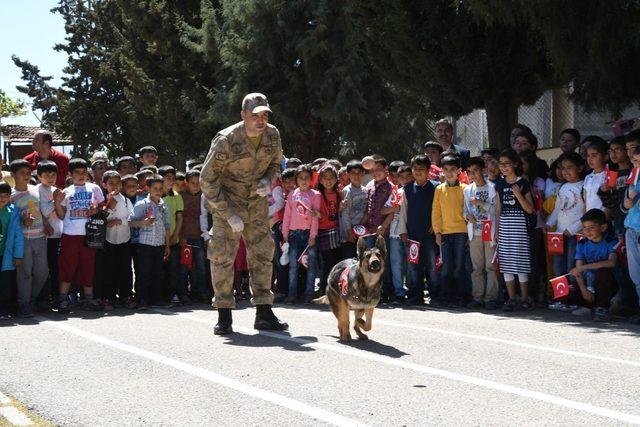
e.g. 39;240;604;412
1;123;639;325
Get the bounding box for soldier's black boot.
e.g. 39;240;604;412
254;304;289;331
213;308;233;335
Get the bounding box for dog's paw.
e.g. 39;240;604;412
357;333;368;341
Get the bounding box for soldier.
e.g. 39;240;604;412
201;93;288;335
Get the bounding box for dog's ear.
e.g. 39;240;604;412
375;235;386;259
356;236;367;259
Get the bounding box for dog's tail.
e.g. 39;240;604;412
312;295;329;305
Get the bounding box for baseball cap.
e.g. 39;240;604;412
242;93;272;114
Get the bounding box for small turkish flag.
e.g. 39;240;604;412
146;205;154;220
626;167;640;186
605;167;619;188
180;244;193;269
435;247;443;271
352;225;368;237
491;248;500;275
458;171;470;184
576;233;586;242
615;240;628;267
482;220;492;242
298;245;310;268
546;232;564;256
389;185;403;207
550;275;570;299
338;267;350;296
407;240;420;265
535;189;543;212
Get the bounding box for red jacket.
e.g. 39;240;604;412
24;148;70;189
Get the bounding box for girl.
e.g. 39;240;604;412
495;149;536;311
545;152;585;311
282;165;321;304
316;165;342;296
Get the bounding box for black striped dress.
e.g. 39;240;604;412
496;177;532;274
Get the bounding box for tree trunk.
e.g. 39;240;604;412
485;96;519;151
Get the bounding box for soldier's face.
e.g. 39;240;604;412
241;110;269;135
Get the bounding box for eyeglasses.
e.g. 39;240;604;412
608;147;625;153
498;162;514;167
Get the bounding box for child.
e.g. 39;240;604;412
10;159;49;317
598;136;632;240
54;158;106;313
36;160;63;308
382;164;412;303
158;165;184;305
545;152;586;278
122;174;142;308
339;160;368;259
424;141;444;180
174;171;186;194
569;209;618;321
338;166;349;193
388;161;406;186
179;170;207;303
282;165;320;304
432;153;468;307
116;156;137;176
139;146;158;167
624;145;640;324
0;183;24;320
463;157;498;309
583;137;609;211
128;175;170;309
559;128;581;155
270;168;294;299
399;155;437;305
495;149;536;311
316;165;342;296
102;171;134;309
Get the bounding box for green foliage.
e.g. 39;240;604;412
0;89;26;119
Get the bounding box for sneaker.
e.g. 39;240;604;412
100;298;114;311
571;306;591;316
82;299;103;311
125;297;137;309
484;300;500;310
560;304;578;313
519;297;534;311
19;304;34;318
466;300;484;309
548;301;566;311
171;295;181;305
0;313;10;321
502;299;517;312
303;295;314;305
593;307;609;322
284;296;296;305
58;298;70;314
180;295;192;305
152;300;172;308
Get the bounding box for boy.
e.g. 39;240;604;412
480;148;501;183
122;174;142;308
340;160;368;259
139;146;158;167
559;128;581;154
36;160;63;308
624;145;640;324
179;170;207;303
128;175;170;309
54;158;105;313
175;171;186;194
116;156;137;176
158;165;184;304
463;157;499;309
388;161;406;186
10;159;49;317
102;171;134;309
583;137;609;211
598;136;632;240
432;153;468;307
399;155;437;305
569;209;617;321
268;168;289;299
382;165;413;303
0;182;24;320
424;141;444;180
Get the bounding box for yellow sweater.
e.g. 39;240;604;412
432;182;467;234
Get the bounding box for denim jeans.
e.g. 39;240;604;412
440;233;467;304
180;238;207;298
287;230;319;297
364;234;393;297
552;235;578;277
406;235;438;302
625;228;640;306
388;237;406;297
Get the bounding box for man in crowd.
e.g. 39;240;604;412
434;118;470;168
24;130;69;189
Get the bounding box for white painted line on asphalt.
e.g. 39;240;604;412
0;391;10;404
0;406;33;426
37;317;368;427
155;309;640;425
294;309;640;368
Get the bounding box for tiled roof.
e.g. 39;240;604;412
1;125;73;144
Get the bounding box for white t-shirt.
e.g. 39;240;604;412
106;193;133;244
583;170;605;211
61;183;105;236
546;181;585;235
11;185;45;239
37;184;63;239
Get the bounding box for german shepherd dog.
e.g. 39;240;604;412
314;235;386;341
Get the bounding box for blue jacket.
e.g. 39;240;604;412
2;204;25;271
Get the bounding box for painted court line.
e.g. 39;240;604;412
37;317;367;427
0;392;11;404
0;406;33;426
154;309;640;425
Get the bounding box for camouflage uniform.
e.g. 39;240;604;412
201;121;283;308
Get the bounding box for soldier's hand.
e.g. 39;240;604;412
227;215;244;233
256;178;271;197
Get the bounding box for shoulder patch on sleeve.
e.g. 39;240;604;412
215;152;228;161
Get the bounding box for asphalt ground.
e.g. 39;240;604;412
1;302;640;426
